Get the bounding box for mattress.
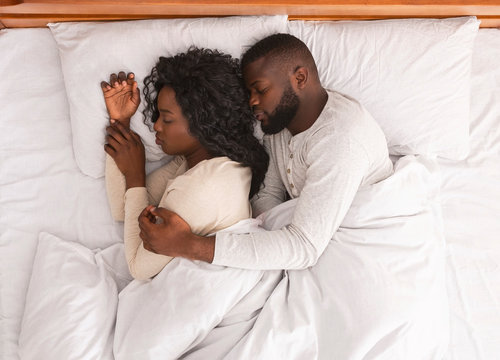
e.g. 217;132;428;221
1;24;499;360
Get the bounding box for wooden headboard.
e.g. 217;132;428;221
1;0;500;29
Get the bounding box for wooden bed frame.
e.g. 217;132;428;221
1;0;500;29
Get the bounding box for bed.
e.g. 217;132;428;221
1;1;499;360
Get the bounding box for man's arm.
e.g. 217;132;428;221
140;128;371;270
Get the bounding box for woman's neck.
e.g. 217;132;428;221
185;147;213;169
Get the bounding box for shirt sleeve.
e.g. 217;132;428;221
213;127;370;270
105;155;182;279
250;136;287;217
104;154;181;221
123;187;173;280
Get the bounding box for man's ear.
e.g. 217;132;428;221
293;66;308;90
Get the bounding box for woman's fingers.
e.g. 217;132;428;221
105;132;121;149
118;71;127;84
106;124;128;144
104;143;116;156
126;72;135;85
112;120;134;140
100;81;112;92
109;73;118;87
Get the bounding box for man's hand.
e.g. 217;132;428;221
104;120;146;188
100;71;140;128
139;206;215;263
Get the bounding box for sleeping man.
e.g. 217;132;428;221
138;33;394;270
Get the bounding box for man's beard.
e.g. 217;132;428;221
261;85;299;135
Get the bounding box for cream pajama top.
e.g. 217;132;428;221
106;154;252;280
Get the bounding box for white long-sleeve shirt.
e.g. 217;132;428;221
213;90;393;270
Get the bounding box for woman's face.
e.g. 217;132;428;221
153;86;203;156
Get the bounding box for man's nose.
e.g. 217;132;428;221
249;93;259;107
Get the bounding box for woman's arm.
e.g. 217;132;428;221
105;151;182;221
104;122;184;279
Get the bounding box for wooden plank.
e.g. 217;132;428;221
1;0;500;28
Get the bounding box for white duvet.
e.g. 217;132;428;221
18;155;448;359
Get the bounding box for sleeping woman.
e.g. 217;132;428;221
101;48;269;280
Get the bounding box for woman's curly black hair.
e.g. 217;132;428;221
142;47;269;198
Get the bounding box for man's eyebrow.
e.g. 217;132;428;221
159;108;173;114
249;80;263;87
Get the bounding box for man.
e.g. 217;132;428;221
138;33;393;269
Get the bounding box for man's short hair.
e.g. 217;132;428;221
241;33;316;75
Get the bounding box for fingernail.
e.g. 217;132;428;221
110;119;115;124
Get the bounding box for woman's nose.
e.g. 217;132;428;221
153;120;160;132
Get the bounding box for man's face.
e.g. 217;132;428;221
243;57;300;135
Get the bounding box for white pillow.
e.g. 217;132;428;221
18;232;131;360
288;17;479;160
49;16;287;178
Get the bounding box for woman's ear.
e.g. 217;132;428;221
294;66;309;90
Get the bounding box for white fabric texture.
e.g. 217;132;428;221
439;29;500;360
0;28;122;360
288;17;479;160
48;16;287;178
18;232;132;360
114;155;448;359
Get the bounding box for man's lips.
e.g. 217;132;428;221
254;111;265;122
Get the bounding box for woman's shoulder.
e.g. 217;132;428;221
188;156;250;180
171;156;251;195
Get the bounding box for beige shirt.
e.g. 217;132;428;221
214;90;394;270
106;155;252;280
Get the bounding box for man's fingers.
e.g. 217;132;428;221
150;207;174;221
142;238;156;253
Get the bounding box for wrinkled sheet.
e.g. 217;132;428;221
114;155;448;360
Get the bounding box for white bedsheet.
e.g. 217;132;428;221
110;155;447;360
14;154;447;360
0;28;116;359
438;29;500;360
1;25;499;360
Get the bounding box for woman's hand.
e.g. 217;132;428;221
104;120;146;189
101;71;140;128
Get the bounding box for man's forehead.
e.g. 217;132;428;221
244;56;282;82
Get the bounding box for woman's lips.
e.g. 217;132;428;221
155;136;163;145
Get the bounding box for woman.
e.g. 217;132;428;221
101;48;269;280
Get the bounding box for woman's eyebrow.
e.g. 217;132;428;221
159;108;173;114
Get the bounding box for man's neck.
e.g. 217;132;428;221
287;87;328;136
